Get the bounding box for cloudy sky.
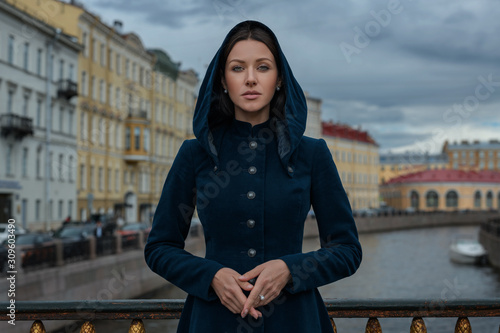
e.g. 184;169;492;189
83;0;500;154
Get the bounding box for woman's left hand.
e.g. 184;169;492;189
238;259;291;319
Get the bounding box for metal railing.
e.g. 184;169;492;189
1;299;499;332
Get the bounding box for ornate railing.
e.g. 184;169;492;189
1;299;499;332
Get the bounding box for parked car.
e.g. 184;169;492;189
118;223;151;236
2;232;56;270
0;223;26;244
53;225;95;260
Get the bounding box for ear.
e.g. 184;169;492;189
221;77;227;90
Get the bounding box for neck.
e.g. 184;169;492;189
234;108;270;126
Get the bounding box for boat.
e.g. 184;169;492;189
449;237;488;265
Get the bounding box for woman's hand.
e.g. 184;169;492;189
238;259;291;319
211;267;262;318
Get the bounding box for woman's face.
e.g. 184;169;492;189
223;39;279;124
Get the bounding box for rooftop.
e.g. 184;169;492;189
322;121;377;146
385;169;500;185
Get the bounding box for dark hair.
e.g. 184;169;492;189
210;21;286;128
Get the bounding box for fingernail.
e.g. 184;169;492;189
239;275;245;279
242;309;248;317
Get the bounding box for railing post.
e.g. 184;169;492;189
365;317;382;333
88;236;97;260
30;320;46;333
115;232;123;254
128;318;146;333
53;239;64;266
455;317;471;333
410;317;427;333
137;231;145;249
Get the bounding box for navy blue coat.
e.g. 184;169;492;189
145;21;362;333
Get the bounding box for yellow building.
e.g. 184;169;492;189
379;152;448;185
443;139;500;171
380;169;500;211
9;0;198;225
322;122;380;211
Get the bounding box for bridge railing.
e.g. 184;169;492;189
1;299;499;333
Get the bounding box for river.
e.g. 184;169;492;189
83;225;500;332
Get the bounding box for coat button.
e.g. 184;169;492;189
246;219;256;228
247;248;256;257
249;141;258;149
247;191;256;199
248;166;257;174
287;166;294;173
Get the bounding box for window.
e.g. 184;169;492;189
90;166;94;190
7;89;14;113
59;59;64;80
108;84;113;107
99;79;105;103
116;54;121;75
68;110;74;135
36;49;43;75
474;191;482;208
486;191;493;208
81;71;87;96
80;164;86;189
23;43;29;70
36;149;42;179
99;119;105;146
92;38;97;62
59;154;64;181
58;200;63;219
91;76;96;100
125;59;130;78
100;43;105;66
22;148;28;177
6;144;13;176
109;49;113;70
99;167;103;191
69;64;74;81
135;127;141;150
132;62;137;81
82;32;88;57
115;87;121;110
49;152;53;179
108;168;112;191
445;191;458;208
68;200;73;218
36;99;42;126
144;128;150;152
68;156;74;182
125;127;131;150
115;170;119;192
426;191;438;208
8;35;15;64
59;107;64;132
22;94;29;116
36;200;41;221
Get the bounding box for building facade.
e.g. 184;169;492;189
380;169;500;212
7;0;198;228
322;122;380;211
443;139;500;171
0;1;81;230
379;152;448;184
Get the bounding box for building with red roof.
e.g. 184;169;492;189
381;169;500;211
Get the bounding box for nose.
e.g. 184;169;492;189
245;69;257;87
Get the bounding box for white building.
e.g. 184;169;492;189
304;93;322;139
0;1;81;230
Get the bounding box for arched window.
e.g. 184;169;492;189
474;191;482;208
426;191;438;208
410;190;419;209
486;191;493;209
446;190;458;208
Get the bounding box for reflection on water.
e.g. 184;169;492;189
86;225;500;333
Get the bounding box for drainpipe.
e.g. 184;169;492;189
44;28;61;231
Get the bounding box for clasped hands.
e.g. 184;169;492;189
210;259;291;320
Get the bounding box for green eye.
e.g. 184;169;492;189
232;66;243;72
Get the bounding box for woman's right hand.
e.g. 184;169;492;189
211;267;262;318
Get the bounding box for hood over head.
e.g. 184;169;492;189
193;20;307;174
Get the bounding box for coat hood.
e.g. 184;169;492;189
193;20;307;173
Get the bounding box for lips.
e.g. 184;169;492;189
242;90;261;99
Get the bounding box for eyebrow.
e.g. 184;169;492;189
228;57;274;64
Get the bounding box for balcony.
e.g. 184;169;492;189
57;79;78;100
0;299;498;332
127;109;148;120
0;113;34;139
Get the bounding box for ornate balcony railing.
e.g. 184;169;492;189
57;79;78;100
1;299;499;332
0;113;34;139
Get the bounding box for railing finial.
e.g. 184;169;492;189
365;317;382;333
80;321;96;333
129;319;146;333
410;317;427;333
330;317;337;333
30;320;46;333
455;317;471;333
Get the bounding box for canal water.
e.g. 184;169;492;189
93;225;500;332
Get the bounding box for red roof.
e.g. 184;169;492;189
386;169;500;184
322;122;377;145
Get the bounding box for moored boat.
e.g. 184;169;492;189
449;237;488;265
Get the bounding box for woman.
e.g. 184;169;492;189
145;20;362;332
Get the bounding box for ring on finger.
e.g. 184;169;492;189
259;294;265;301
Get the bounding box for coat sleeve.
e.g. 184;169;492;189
280;138;362;294
144;140;224;301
